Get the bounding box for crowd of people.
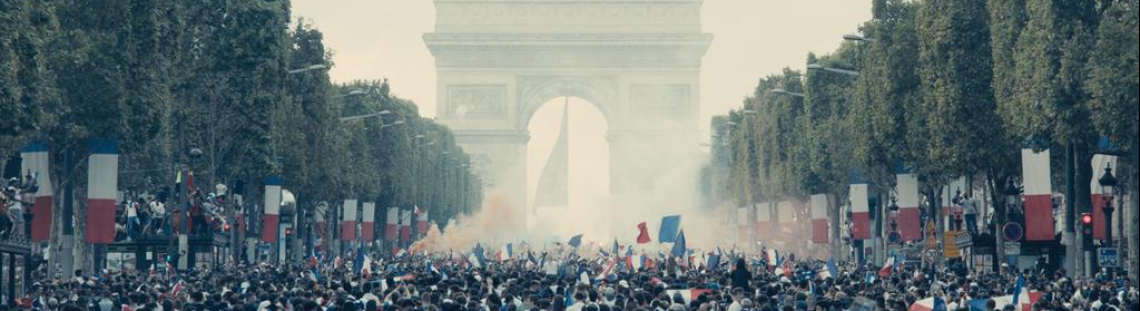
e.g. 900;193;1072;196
15;241;1138;311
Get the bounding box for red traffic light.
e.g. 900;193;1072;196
1080;213;1093;225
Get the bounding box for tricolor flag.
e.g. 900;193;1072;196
20;142;53;242
262;176;282;242
1091;154;1117;240
777;201;794;237
384;207;399;241
737;206;753;243
341;199;358;241
896;173;922;241
765;249;780;266
818;257;838;280
755;202;771;240
399;209;412;243
636;222;651;244
169;279;185;296
568;234;583;248
361;202;376;241
810;195;829;244
878;254;896;277
1021;149;1054;241
498;243;513;262
85;139;119;244
414;205;429;235
658;215;682;243
595;259;616;281
670;230;687;257
664;289;711;305
850;183;871;240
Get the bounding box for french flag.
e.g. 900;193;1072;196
737;206;753;243
878;255;896;277
399;209;412;243
341;199;357;241
361;202;376;241
85;139;118;244
850;183;871;240
1091;155;1117;240
262;176;282;242
810;194;829;244
415;205;428;235
384;207;399;241
897;173;922;242
755;202;771;240
777;201;794;238
665;289;711;305
20;143;53;242
1021;149;1054;241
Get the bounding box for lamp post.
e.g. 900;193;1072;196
769;88;805;98
807;62;857;76
1098;164;1117;246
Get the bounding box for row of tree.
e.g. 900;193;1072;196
703;0;1137;272
1;0;482;240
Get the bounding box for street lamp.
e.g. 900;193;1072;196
380;120;405;129
769;88;805;98
338;110;392;122
332;89;367;98
287;64;328;74
807;63;861;77
1098;164;1117;245
843;33;876;43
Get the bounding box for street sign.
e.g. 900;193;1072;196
1003;242;1021;256
955;231;973;249
1003;222;1024;242
1098;248;1119;267
944;231;961;258
888;232;902;245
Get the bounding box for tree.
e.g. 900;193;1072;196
1085;0;1138;280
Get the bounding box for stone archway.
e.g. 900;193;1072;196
425;0;712;228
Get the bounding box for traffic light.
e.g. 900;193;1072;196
1080;212;1094;247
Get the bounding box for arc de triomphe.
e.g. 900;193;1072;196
425;0;711;227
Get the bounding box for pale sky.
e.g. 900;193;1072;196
292;0;873;205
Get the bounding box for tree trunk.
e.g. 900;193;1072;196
1130;147;1138;282
829;193;843;262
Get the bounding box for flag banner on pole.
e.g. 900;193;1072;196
636;222;651;244
737;206;753;243
568;234;583;248
850;184;870;240
670;230;687;257
262;176;282;242
777;201;794;237
896;173;922;242
341;199;358;241
1091;154;1117;240
399;210;412;243
659;215;681;243
810;194;829;244
85;139;119;244
1021;149;1054;241
755;202;771;240
385;207;399;241
361;202;376;241
415;205;429;234
665;289;712;305
20;143;53;242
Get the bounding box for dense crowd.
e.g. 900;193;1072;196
15;243;1138;311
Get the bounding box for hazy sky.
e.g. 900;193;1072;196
292;0;872;205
